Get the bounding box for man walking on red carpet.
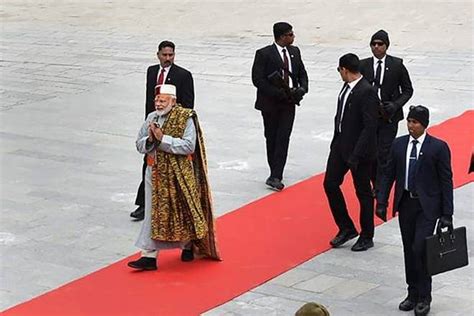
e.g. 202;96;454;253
128;84;220;271
324;53;379;252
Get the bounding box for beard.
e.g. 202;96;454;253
155;104;173;116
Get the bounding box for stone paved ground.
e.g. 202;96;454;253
203;184;474;316
0;0;472;314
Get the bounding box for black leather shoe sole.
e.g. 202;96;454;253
130;206;145;220
181;249;194;262
351;239;374;252
398;298;416;311
330;231;358;247
127;262;157;271
127;257;157;270
415;302;430;316
265;178;284;191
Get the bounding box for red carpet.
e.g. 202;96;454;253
3;111;473;316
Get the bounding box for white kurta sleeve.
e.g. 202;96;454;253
157;117;196;155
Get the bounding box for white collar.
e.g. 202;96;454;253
159;65;172;72
373;55;387;65
347;75;364;89
409;132;426;145
274;42;287;52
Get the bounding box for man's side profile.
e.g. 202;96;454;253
324;53;379;252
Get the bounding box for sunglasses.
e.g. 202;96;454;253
371;41;385;47
284;32;295;37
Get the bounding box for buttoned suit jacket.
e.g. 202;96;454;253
252;44;308;112
145;63;194;117
378;134;454;220
360;55;413;122
330;78;379;162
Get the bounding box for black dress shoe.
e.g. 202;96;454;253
398;297;417;311
415;300;430;316
181;249;194;262
330;230;358;247
130;206;145;220
351;237;374;251
265;177;284;191
127;257;157;271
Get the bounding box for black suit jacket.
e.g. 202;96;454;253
360;55;413;122
252;44;308;112
145;63;194;117
330;78;379;161
378;134;454;220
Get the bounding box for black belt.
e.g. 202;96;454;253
404;190;419;199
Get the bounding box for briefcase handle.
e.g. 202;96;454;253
436;221;455;245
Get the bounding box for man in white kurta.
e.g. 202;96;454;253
128;84;220;271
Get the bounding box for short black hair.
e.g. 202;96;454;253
158;40;175;52
339;53;360;73
273;22;292;40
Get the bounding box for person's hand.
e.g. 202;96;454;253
375;203;387;222
439;215;453;228
291;87;306;103
347;156;359;171
147;124;155;142
150;122;163;141
382;101;397;116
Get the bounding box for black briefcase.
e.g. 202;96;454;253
425;222;469;276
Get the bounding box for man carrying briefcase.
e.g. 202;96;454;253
376;105;454;316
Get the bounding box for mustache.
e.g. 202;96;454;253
155;104;173;116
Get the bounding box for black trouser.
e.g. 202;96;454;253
261;107;295;180
134;156;147;207
398;192;436;302
371;119;399;190
323;142;374;239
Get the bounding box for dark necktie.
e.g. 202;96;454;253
374;59;382;88
157;68;166;85
335;83;349;133
282;48;289;85
407;139;419;192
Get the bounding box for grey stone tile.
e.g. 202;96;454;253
202;300;275;316
293;274;346;293
1;1;473;314
233;291;268;304
323;279;379;300
253;283;322;302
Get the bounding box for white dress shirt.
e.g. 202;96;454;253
405;132;426;190
373;55;386;99
156;65;171;84
338;75;364;132
274;43;293;88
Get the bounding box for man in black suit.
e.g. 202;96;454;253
360;30;414;193
252;22;308;191
376;105;453;316
324;53;379;252
131;40;195;220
